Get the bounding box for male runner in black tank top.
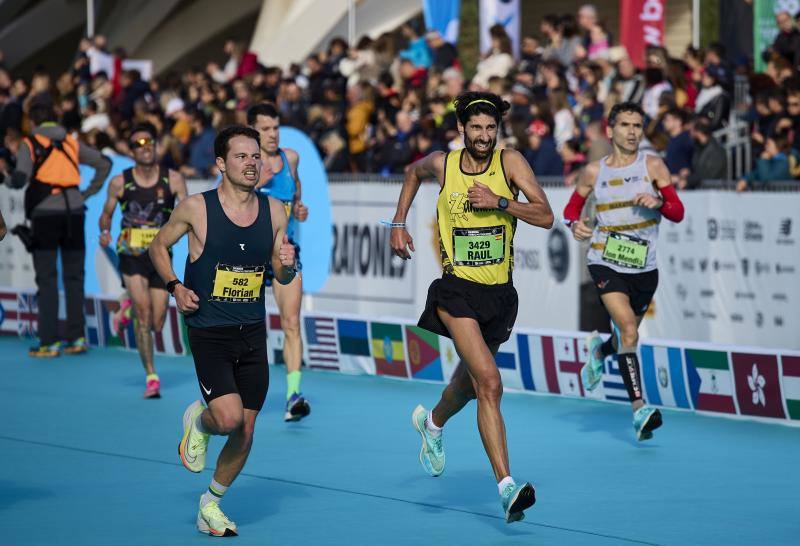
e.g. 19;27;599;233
149;126;297;537
99;123;187;399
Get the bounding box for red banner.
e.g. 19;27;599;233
619;0;666;68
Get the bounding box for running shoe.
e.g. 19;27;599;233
113;298;133;334
633;405;663;442
501;481;537;523
63;337;88;355
580;331;604;392
197;500;238;537
144;375;161;399
284;393;311;422
411;404;445;477
179;400;209;472
28;342;61;358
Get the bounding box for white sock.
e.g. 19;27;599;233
195;411;209;434
498;476;516;495
200;479;228;507
425;410;442;436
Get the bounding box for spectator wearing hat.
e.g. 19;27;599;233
523;119;563;177
695;65;730;130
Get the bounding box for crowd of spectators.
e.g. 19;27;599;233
2;4;800;191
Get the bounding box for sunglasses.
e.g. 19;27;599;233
131;137;155;149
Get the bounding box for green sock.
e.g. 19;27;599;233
286;370;302;400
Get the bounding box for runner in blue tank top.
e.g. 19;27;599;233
149;126;298;537
563;102;685;441
248;103;311;422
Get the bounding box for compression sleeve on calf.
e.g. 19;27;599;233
658;184;684;223
563;191;587;223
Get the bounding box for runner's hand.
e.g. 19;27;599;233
294;200;309;222
174;284;199;314
100;231;111;247
278;234;296;267
390;227;415;260
633;193;662;209
467;181;498;209
571;218;593;241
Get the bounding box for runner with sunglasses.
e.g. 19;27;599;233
99;123;188;398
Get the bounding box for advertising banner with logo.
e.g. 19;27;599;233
619;0;665;68
312;182;580;330
643;191;800;350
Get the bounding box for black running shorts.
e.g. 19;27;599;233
588;264;659;316
187;321;269;411
418;274;518;347
119;253;167;290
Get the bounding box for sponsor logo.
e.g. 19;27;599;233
684;216;695;242
720;219;736;241
514;248;541;270
707;218;718;240
743;220;763;242
668;255;677;274
608;178;624;186
730;313;744;323
239;243;245;251
776;263;797;274
774;316;785;327
699;289;714;298
755;312;764;328
755;261;770;275
741;258;750;277
676;283;688;301
701;311;717;320
772;293;788;302
680;258;695;272
735;291;756;300
682;310;696;319
597;279;610;289
713;260;736;272
331;224;407;278
699;258;709;272
777;218;794;245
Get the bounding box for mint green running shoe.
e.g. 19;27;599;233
411;404;445;477
501;481;536;523
633;405;663;441
179;400;209;472
580;331;604;392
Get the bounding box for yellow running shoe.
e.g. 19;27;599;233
179;400;209;473
197;500;238;537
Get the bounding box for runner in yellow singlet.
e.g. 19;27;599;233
390;91;554;523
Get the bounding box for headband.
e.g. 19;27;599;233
465;99;498;110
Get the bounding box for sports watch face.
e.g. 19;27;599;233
498;197;509;210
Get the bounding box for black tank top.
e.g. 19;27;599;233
117;167;175;256
184;189;273;328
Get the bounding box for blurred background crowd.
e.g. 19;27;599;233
2;3;800;190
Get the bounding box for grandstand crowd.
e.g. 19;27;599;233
2;4;800;190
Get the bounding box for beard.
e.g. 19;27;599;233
464;133;496;160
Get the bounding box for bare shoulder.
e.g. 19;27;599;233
173;193;205;218
108;173;125;194
645;153;667;170
582;160;602;185
501;148;528;169
267;195;287;215
283;148;300;165
645;153;671;185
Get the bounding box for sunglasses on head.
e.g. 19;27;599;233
131;137;155;149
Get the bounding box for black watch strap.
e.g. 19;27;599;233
166;279;182;294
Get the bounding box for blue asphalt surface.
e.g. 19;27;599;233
1;336;798;545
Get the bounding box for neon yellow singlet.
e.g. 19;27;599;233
437;149;516;285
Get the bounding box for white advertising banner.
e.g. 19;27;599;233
310;182;581;331
642;191;800;350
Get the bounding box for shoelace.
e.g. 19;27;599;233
430;434;443;454
190;427;208;455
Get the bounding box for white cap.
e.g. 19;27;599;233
165;97;185;117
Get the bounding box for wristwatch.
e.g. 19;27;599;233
497;197;509;210
166;279;182;294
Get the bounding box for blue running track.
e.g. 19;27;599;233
1;337;797;545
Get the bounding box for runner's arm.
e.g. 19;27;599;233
286;149;308;221
149;195;200;284
644;155;684;222
269;197;297;284
169;169;189;202
390;151;445;259
499;149;554;229
98;174;124;246
564;161;599;240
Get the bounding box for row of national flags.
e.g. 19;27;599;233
2;287;799;423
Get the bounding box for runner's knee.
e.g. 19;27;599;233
214;411;244;435
474;374;502;403
619;322;639;349
281;313;300;336
134;305;151;328
151;313;166;332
